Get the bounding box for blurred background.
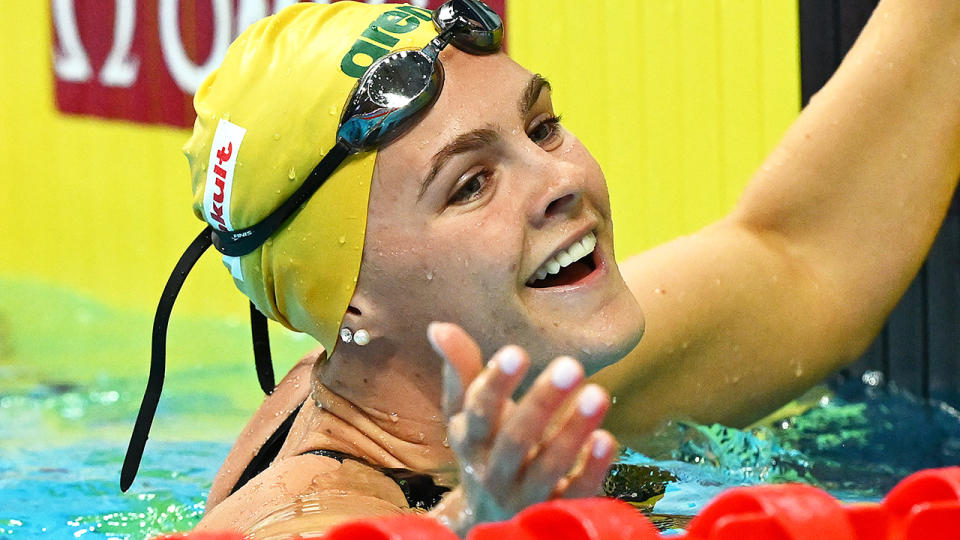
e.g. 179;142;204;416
2;0;959;538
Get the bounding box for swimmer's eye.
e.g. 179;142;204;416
448;169;493;206
528;114;563;148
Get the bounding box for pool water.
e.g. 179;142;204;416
3;280;960;538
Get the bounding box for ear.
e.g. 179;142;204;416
341;287;375;327
338;289;392;352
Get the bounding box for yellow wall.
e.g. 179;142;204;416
508;0;801;257
0;1;799;320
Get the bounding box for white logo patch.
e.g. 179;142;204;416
204;118;246;281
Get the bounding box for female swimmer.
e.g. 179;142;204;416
126;0;960;536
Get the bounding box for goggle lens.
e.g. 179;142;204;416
338;0;502;151
368;52;435;109
434;0;503;54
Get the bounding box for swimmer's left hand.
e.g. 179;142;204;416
426;322;617;536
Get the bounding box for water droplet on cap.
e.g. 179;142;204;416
273;133;281;141
288;167;296;180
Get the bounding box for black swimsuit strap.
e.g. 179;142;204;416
230;403;304;494
302;449;450;510
229;403;450;510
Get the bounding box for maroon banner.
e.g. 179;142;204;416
51;0;506;128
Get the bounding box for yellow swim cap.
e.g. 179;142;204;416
183;3;438;354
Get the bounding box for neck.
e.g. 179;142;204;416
306;338;454;473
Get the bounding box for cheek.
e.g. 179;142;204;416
424;220;521;292
569;139;612;217
370;226;524;321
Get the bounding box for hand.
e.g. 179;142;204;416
426;322;617;535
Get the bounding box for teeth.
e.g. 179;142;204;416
528;231;597;285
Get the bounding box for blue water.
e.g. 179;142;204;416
5;369;960;538
3;282;960;538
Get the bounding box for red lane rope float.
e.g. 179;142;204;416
468;498;660;540
881;466;960;540
680;483;857;540
153;467;960;540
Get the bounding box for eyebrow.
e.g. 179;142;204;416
417;74;552;201
520;74;551;116
417;127;500;200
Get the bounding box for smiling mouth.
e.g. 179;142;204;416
526;231;599;288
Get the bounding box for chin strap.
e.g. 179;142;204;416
121;227;276;492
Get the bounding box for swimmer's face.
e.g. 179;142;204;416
358;49;644;376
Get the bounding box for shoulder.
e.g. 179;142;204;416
205;347;323;510
196;452;410;536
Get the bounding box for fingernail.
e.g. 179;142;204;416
426;322;445;357
550;357;581;390
496;347;522;376
577;385;605;417
592;435;612;459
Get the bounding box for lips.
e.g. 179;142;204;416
526;231;598;288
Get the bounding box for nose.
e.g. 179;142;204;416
529;173;585;228
545;191;581;218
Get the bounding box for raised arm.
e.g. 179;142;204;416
595;0;960;435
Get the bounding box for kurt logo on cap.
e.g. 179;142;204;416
203;118;246;280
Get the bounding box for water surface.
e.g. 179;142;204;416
3;280;958;538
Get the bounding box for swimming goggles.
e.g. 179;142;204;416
121;0;503;491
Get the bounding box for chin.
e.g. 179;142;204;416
526;299;646;378
575;313;645;376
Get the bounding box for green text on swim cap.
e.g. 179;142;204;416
340;5;433;78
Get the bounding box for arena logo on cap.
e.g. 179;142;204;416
340;6;433;78
204;118;246;281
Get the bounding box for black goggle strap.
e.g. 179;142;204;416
123;141;358;490
250;302;275;395
422;26;457;61
211;141;354;256
121;226;214;492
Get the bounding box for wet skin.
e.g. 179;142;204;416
199;0;960;535
355;48;645;379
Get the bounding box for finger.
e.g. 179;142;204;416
428;322;484;417
449;346;528;459
517;384;609;502
559;430;617;499
484;356;585;490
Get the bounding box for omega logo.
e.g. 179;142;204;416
52;0;431;94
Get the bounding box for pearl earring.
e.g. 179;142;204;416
340;327;370;346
